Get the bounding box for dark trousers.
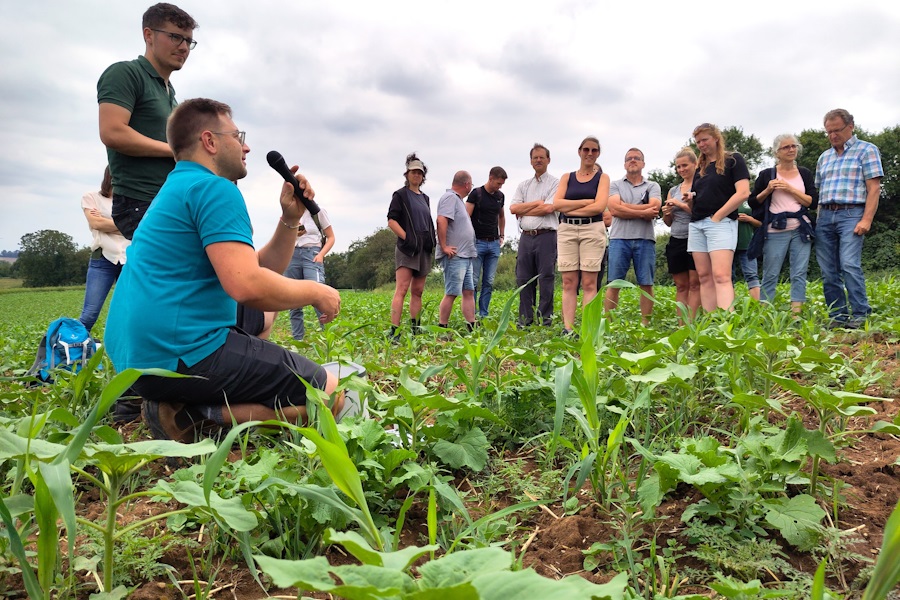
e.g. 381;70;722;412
111;195;151;240
516;230;557;326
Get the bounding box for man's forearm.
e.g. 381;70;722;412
258;218;301;273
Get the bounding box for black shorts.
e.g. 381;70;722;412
111;195;151;240
235;304;265;337
132;329;327;415
666;236;695;274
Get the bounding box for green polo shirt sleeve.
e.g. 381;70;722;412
97;56;177;202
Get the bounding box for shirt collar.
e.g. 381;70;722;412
843;134;859;151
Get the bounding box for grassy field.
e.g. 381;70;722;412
1;281;899;599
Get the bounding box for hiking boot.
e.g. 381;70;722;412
112;398;144;424
142;400;207;443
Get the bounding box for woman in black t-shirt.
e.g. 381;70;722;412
687;123;750;312
387;153;436;340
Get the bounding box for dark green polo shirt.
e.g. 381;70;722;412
97;55;177;202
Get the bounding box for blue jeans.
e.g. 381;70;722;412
607;238;656;285
283;246;325;340
761;229;811;303
80;256;123;332
734;250;760;289
473;239;501;317
814;206;870;321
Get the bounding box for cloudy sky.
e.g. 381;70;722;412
2;0;899;254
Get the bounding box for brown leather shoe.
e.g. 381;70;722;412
142;400;206;443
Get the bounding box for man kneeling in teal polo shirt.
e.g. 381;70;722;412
105;97;347;441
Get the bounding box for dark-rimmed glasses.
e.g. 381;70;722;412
825;123;850;136
580;147;600;154
778;144;799;152
151;28;197;50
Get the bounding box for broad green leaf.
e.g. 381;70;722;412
254;555;336;590
324;530;437;571
433;427;488;471
156;479;257;531
762;494;825;549
656;453;728;487
629;363;698;383
331;563;413;592
802;428;836;462
418;547;511;588
474;569;628;600
0;490;43;599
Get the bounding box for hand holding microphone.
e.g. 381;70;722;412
266;151;320;216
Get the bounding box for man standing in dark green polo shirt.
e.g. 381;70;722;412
98;3;199;240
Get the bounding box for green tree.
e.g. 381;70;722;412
722;126;765;173
16;230;85;287
326;228;398;290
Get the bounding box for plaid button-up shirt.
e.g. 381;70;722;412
815;135;883;205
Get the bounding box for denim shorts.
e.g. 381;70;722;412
607;238;656;285
440;256;475;296
687;217;738;253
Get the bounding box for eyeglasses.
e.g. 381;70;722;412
151;28;198;50
580;148;600;154
211;130;246;145
778;144;799;152
625;156;643;162
825;123;850;136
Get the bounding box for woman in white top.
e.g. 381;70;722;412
79;167;129;332
282;208;335;340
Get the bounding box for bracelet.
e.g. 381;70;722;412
280;218;301;230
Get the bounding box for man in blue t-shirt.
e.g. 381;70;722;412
105;98;346;441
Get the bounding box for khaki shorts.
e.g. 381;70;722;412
557;220;607;272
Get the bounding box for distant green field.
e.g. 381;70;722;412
0;278;23;289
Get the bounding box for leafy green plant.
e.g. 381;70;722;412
255;527;630;599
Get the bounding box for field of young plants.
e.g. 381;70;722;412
1;280;899;599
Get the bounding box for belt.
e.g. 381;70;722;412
521;228;555;236
477;236;499;242
561;215;603;225
820;203;862;211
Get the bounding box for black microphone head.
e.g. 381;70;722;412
266;150;286;169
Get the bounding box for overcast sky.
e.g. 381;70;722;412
2;0;899;254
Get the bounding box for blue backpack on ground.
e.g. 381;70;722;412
26;318;97;383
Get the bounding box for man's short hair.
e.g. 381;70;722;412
167;98;232;160
489;166;508;180
143;3;198;30
452;171;471;187
824;108;854;127
530;143;550;159
625;147;644;161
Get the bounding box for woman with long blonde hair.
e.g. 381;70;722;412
662;147;700;322
687;123;750;311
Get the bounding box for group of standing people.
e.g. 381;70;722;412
389;112;884;335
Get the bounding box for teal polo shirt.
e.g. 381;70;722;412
105;161;255;371
97;55;177;202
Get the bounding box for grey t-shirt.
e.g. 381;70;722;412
435;189;476;259
608;178;661;240
666;185;691;239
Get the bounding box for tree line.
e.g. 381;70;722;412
9;124;897;289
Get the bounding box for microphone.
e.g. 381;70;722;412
266;150;321;215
